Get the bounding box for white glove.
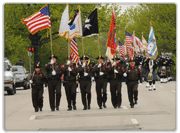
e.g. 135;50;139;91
44;87;47;90
140;62;142;65
123;73;127;77
67;60;70;65
97;63;102;68
99;72;104;76
126;63;129;66
29;80;33;84
68;67;72;71
82;62;86;68
112;62;116;66
91;77;95;81
114;69;118;73
139;83;142;86
50;59;54;64
52;70;56;75
78;61;81;65
84;72;88;76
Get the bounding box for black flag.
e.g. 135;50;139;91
83;8;99;37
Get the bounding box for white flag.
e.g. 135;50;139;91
59;4;69;37
141;35;148;52
105;47;113;62
65;9;82;40
147;25;158;59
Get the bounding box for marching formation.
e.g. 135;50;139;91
20;4;175;112
29;51;174;112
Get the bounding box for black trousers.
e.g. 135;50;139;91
48;80;61;110
127;82;138;106
80;80;91;108
96;78;107;108
110;80;122;108
64;81;77;109
32;85;44;110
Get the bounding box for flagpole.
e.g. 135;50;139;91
133;30;135;57
98;34;101;72
47;4;53;55
50;29;53;55
68;33;70;76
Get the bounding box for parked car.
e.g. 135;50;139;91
4;58;17;95
12;65;30;89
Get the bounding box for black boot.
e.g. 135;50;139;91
40;108;42;111
67;108;72;111
88;105;91;110
73;105;77;110
35;108;38;112
83;106;87;110
56;106;59;111
103;103;107;108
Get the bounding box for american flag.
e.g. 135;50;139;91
118;41;125;57
125;31;133;43
127;48;134;58
70;38;79;63
126;42;133;49
22;5;51;34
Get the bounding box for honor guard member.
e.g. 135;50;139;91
135;52;143;67
78;55;92;110
63;57;78;111
45;55;63;111
108;56;125;108
145;57;158;91
123;57;142;108
92;55;110;109
29;62;47;112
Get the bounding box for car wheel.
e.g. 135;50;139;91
7;88;14;95
13;84;16;94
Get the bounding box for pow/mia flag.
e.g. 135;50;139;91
82;8;99;37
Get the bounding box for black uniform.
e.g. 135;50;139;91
126;65;142;108
157;56;168;77
135;55;143;67
78;64;92;110
63;63;77;111
30;71;47;112
92;63;110;109
108;62;124;108
45;63;63;111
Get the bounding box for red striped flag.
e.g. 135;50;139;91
70;38;79;63
126;42;133;49
127;48;134;58
22;5;51;34
125;31;133;43
118;41;125;57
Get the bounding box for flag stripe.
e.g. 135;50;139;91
22;5;51;35
70;38;79;63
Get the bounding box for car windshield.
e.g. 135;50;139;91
4;62;10;71
13;67;24;74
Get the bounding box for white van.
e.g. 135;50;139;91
4;58;17;95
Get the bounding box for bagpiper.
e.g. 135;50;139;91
145;57;158;91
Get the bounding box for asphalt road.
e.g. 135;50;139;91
4;81;176;131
